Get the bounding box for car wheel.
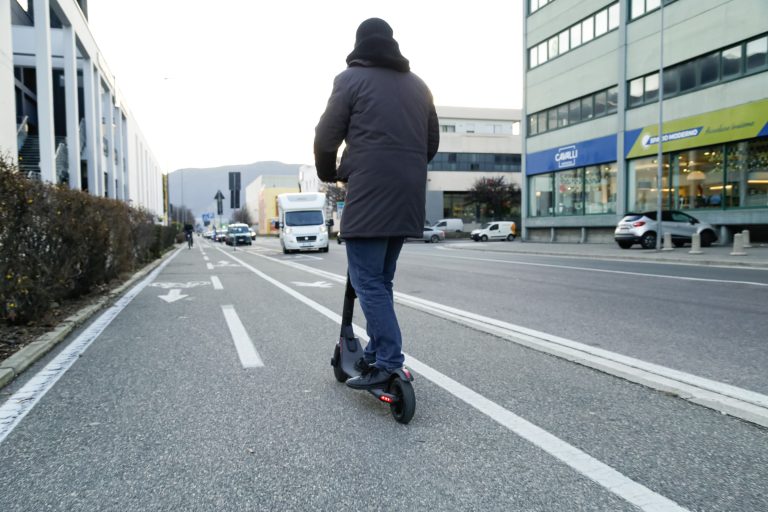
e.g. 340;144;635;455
506;234;515;241
430;235;440;243
481;235;488;242
617;241;633;249
640;232;656;249
700;230;716;247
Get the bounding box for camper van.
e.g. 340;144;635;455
470;221;517;242
277;192;329;254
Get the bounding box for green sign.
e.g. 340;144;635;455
625;99;768;159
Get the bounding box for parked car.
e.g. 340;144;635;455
407;226;446;243
225;223;253;246
431;218;464;233
471;221;517;242
614;210;718;249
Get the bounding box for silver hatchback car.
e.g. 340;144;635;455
614;210;718;249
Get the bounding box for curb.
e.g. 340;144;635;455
0;247;178;390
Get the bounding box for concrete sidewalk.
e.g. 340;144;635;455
447;240;768;268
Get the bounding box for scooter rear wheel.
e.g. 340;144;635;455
388;378;415;424
332;345;348;382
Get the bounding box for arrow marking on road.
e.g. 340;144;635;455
158;289;188;303
291;280;333;288
150;281;211;289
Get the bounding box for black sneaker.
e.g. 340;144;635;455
354;357;375;375
346;367;393;390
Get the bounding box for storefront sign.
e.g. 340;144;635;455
625;98;768;159
526;134;616;175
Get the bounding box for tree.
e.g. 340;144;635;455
168;203;195;225
466;176;521;222
231;208;253;225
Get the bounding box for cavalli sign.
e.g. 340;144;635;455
526;134;616;175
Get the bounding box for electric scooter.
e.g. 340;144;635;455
330;275;416;424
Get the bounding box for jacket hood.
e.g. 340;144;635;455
346;18;410;72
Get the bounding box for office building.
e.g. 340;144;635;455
1;0;164;217
523;0;768;242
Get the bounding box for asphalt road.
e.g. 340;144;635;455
0;238;766;511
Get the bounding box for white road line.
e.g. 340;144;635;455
0;248;183;445
248;254;768;427
434;248;768;287
221;305;264;368
211;276;223;290
206;263;214;270
215;247;689;512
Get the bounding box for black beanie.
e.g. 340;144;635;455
346;18;410;72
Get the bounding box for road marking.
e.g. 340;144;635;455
291;280;333;288
215;247;689;512
434;248;768;287
158;289;187;303
221;305;264;368
211;276;223;290
206;263;213;270
0;248;183;445
249;253;768;428
150;281;210;289
203;255;210;261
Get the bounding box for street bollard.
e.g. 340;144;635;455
689;232;703;254
730;233;747;256
662;231;674;251
742;229;752;248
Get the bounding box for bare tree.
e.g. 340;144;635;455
231;208;253;225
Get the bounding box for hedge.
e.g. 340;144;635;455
0;154;176;324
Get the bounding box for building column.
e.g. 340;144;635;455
115;110;124;200
62;23;81;189
33;0;56;183
0;0;17;163
82;60;98;195
105;91;115;197
94;78;103;195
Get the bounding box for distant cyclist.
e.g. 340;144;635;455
184;223;194;249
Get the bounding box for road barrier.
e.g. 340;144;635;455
742;229;752;248
731;233;747;256
689;232;703;254
662;232;674;251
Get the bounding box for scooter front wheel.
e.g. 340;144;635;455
388;378;415;424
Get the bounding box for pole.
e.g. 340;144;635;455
655;2;665;251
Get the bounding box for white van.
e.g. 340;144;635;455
471;221;517;242
432;218;464;233
277;192;329;253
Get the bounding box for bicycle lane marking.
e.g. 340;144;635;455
221;305;264;368
0;248;184;445
214;246;689;512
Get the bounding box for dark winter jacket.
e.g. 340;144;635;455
314;19;439;238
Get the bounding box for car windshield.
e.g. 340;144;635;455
285;210;323;227
229;226;248;233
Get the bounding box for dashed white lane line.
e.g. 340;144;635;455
221;305;264;368
210;276;223;290
215;246;689;512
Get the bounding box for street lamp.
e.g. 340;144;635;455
655;1;665;250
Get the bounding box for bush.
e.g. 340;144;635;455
0;154;175;324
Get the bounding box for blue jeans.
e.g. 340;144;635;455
345;237;405;370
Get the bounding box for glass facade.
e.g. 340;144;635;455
428;152;521;172
528;86;618;136
627;137;768;212
528;163;617;217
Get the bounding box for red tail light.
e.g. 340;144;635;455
632;221;646;227
379;395;394;404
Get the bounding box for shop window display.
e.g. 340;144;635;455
726;138;768;208
529;174;554;217
555;168;584;215
584;164;617;214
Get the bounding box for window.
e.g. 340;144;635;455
530;0;555;14
568;100;580;125
512;121;521;135
440;125;456;133
570;24;582;48
663;66;679;96
528;3;618;69
630;0;669;20
584;164;617;214
529;174;554;217
722;45;742;77
581;96;594;120
644;73;659;102
629;78;644;107
678;60;697;92
746;36;767;71
548;109;557;130
594;9;608;37
699;52;720;86
557;104;569;127
555;169;584;216
594;91;607;117
528;115;538;136
606;87;618;113
538;111;548;133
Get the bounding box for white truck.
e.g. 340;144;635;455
277;192;329;254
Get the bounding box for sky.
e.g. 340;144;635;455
87;1;524;173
